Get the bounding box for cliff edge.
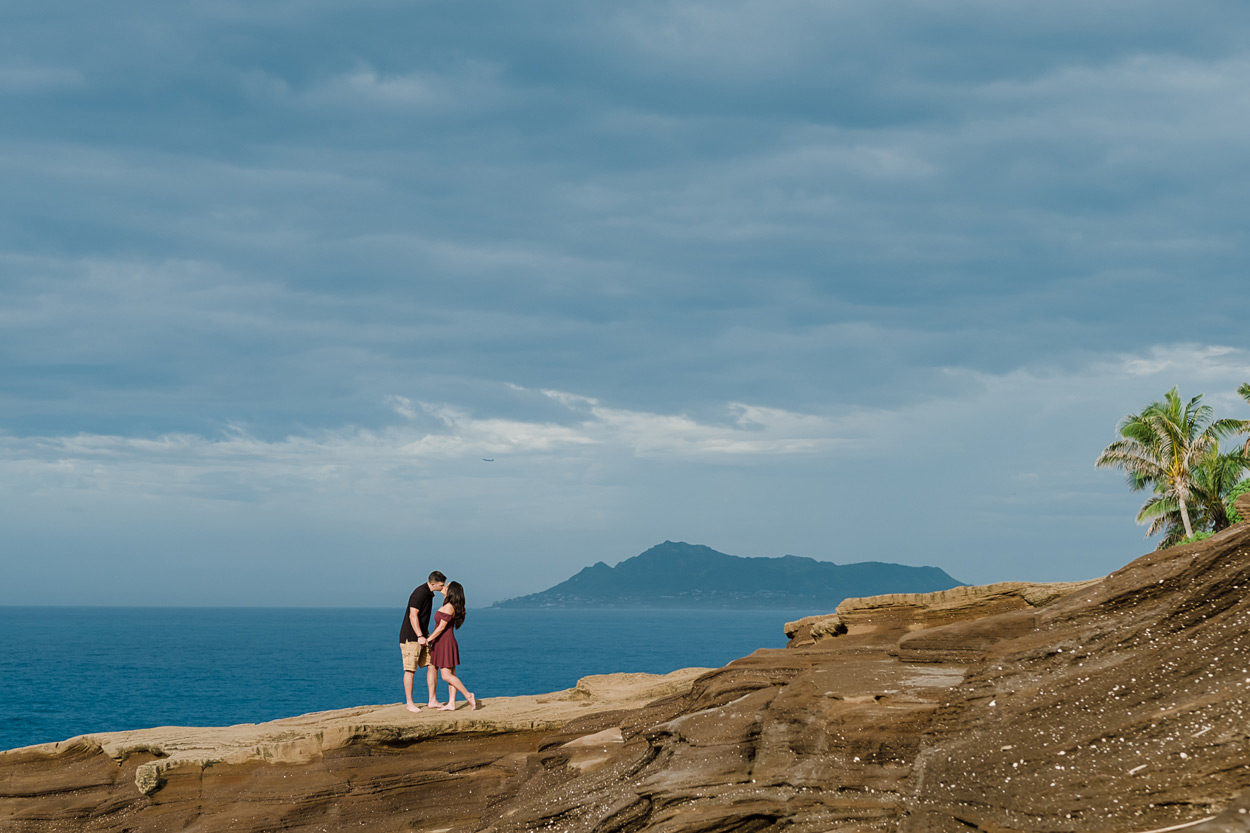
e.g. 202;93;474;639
5;524;1250;832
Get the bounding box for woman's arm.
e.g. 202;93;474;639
428;604;454;641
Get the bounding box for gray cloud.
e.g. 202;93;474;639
3;346;1247;605
3;1;1249;604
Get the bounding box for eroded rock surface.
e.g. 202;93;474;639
0;669;710;833
5;526;1250;833
783;579;1098;649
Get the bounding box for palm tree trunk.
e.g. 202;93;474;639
1178;497;1195;539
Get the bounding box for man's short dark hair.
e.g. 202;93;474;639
429;570;447;584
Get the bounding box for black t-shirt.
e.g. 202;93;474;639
399;584;436;643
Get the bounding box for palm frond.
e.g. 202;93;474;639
1097;386;1230;543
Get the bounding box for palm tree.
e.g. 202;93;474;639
1135;492;1187;548
1197;449;1250;530
1096;387;1243;540
1136;446;1249;545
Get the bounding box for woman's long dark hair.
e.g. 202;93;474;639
444;581;466;629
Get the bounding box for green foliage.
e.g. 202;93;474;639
1097;384;1249;546
1134;450;1248;547
1194;449;1250;531
1165;530;1214;549
1227;479;1250;526
1096;387;1238;539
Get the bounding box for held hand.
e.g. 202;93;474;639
417;637;427;645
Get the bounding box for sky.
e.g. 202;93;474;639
2;0;1248;607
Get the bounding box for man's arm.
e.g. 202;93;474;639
408;607;427;643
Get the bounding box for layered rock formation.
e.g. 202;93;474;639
782;579;1099;653
0;670;711;833
5;524;1250;832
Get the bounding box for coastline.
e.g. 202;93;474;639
0;606;807;753
3;668;712;797
6;523;1250;832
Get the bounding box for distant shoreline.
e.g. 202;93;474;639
0;604;831;613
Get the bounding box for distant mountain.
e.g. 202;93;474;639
491;541;963;609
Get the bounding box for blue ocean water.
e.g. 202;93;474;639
0;606;820;752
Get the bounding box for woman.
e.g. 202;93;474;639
426;580;476;711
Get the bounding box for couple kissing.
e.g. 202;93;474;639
399;571;476;712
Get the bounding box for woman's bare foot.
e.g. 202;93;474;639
405;703;421;713
467;693;477;711
438;702;457;711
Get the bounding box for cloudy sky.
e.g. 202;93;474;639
2;1;1248;606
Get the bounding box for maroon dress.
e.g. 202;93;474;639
429;610;460;668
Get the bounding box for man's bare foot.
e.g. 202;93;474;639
467;693;477;711
427;701;442;709
405;703;421;713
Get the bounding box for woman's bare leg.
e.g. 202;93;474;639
438;667;472;710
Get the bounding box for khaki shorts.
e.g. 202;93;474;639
401;641;430;671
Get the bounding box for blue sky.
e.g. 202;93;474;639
2;1;1248;606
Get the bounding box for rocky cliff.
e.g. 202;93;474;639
5;524;1250;833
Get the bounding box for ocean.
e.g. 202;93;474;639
0;606;821;752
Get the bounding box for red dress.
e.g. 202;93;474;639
429;610;460;668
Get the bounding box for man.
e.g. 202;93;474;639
400;570;447;712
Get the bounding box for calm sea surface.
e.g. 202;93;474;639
0;606;822;752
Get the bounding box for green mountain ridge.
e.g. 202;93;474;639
491;541;963;609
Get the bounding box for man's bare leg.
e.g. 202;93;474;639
426;663;441;708
403;670;421;712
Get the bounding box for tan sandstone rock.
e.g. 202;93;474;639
784;579;1098;647
7;528;1250;833
0;668;711;832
